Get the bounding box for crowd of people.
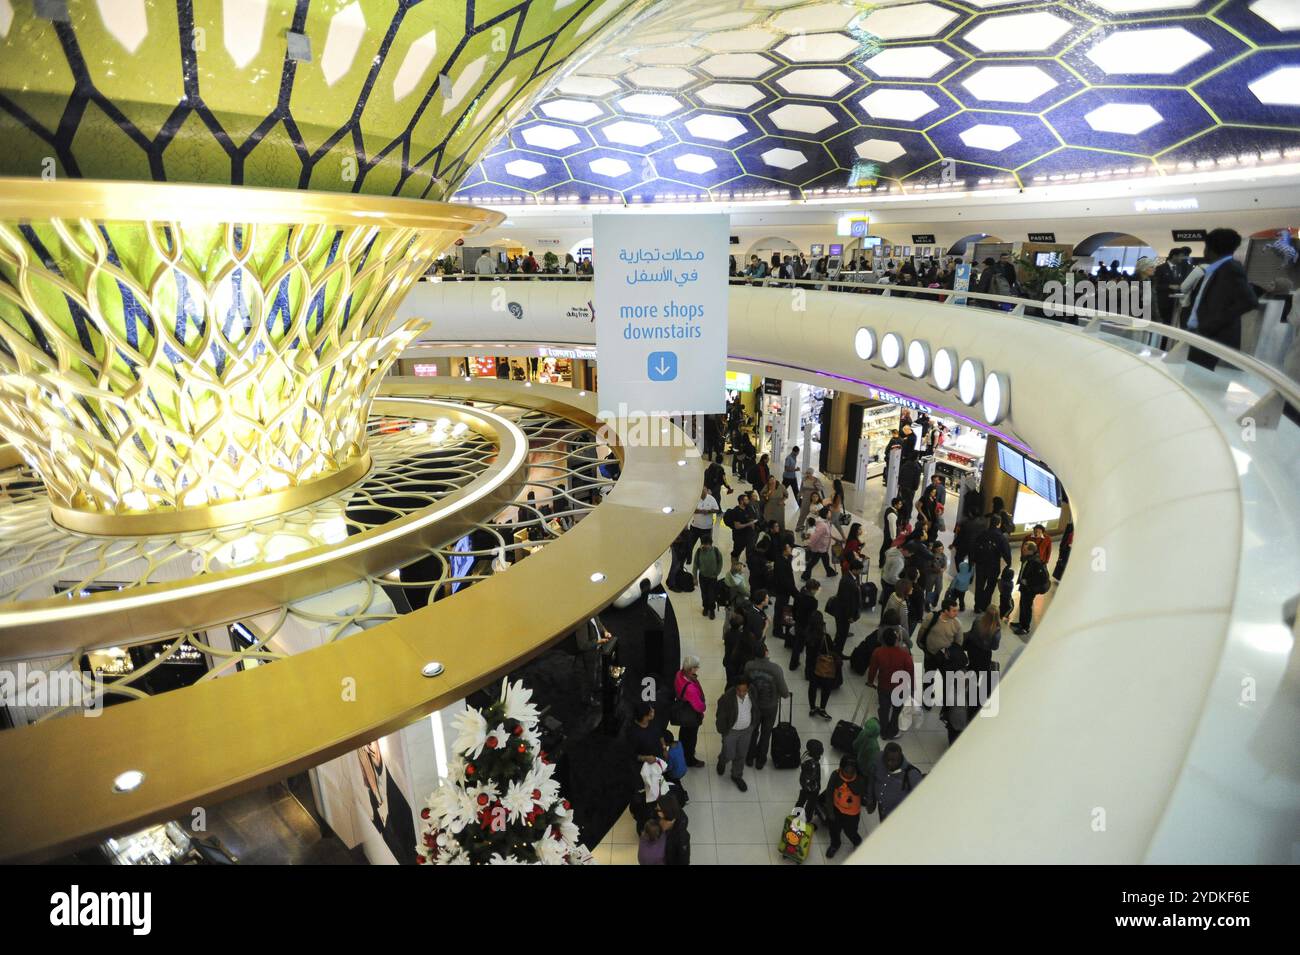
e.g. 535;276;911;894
630;406;1070;864
433;248;594;277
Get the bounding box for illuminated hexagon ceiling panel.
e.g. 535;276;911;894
456;0;1300;203
0;0;642;200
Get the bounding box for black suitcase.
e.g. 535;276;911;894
769;697;801;769
849;634;875;676
831;699;866;754
860;580;878;611
673;568;695;592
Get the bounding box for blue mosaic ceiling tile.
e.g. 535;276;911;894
1155;125;1300;168
668;108;765;149
1209;0;1300;43
649;142;747;185
947;4;1092;60
588;115;679;154
481;147;572;189
566;145;651;189
1015;148;1156;183
709;173;800;198
941;59;1083;112
1045;87;1216;155
902;159;1018;188
1060;17;1249;88
734;134;839;185
1195;48;1300;127
753;98;855;139
926;110;1061;170
844;82;962;130
857;42;972;85
827;124;940;178
509;119;598;155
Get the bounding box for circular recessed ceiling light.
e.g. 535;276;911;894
677;459;687;466
983;372;1010;424
590;572;606;583
957;358;984;405
853;327;876;360
880;333;903;368
933;348;957;390
661;506;674;514
421;661;445;678
906;339;930;379
112;770;145;793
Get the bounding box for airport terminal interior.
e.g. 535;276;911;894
0;0;1297;867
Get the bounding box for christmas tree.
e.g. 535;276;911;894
416;679;594;865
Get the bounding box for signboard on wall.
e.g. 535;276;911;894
1172;229;1207;242
412;363;439;377
912;233;936;244
594;213;729;416
726;370;753;392
763;377;783;396
1028;232;1056;243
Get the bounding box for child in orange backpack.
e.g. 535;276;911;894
822;754;868;858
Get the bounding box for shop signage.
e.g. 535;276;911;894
540;347;596;360
594;213;729;415
1172;229;1207;242
578;247;592;257
564;302;594;322
868;386;932;415
829;243;843;256
811;244;825;256
725;370;753;392
1027;232;1056;243
412;363;440;377
912;234;936;244
763;377;783;396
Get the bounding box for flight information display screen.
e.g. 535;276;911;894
997;442;1026;485
1024;459;1058;506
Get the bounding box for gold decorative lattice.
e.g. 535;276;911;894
0;214;440;528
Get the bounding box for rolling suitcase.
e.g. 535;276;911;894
778;807;813;864
860;580;878;611
849;630;877;676
831;696;867;754
769;697;801;770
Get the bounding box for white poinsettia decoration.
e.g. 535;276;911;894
450;706;488;759
500;678;541;725
416;679;593;865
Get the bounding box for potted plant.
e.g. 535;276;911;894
1013;251;1076;319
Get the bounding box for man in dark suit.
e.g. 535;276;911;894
1185;229;1258;371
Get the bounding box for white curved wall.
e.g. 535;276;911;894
399;279;1295;863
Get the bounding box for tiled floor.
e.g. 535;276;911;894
597;458;1048;865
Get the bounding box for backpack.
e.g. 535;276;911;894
799;755;821;795
723;507;738;529
747;665;779;710
973;531;1001;567
917;611;942;656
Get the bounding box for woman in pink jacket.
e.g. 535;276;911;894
672;656;707;768
802;508;836;581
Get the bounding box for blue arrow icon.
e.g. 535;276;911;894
647;351;677;381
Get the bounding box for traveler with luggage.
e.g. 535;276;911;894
829;557;862;652
743;644;791;770
791;577;822;671
794;739;826;825
803;610;837;721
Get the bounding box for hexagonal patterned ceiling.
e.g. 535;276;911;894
0;0;642;199
453;0;1300;203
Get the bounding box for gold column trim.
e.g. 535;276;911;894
0;381;705;863
49;452;374;536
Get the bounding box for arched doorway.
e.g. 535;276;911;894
1072;232;1154;276
744;235;800;265
946;233;998;257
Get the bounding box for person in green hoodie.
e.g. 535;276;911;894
852;717;881;786
692;533;725;619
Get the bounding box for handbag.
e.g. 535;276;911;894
670;682;701;727
813;638;838;680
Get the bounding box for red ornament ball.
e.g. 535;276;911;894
416;854;426;864
517;743;526;753
562;800;571;810
485;737;498;750
420;808;430;820
532;789;541;801
477;793;489;806
512;724;524;736
465;763;476;776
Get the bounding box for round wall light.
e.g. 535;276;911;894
906;339;930;379
112;770;145;793
983;372;1011;425
957;358;983;405
880;333;903;368
854;327;876;360
933;348;957;390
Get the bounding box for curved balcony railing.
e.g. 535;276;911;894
398;273;1300;863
